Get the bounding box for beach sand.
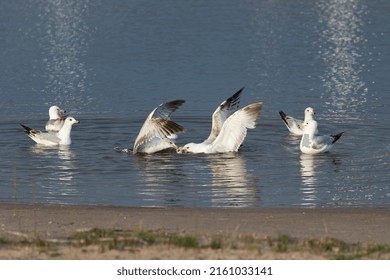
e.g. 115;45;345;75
1;204;390;259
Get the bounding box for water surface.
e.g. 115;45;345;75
0;0;389;208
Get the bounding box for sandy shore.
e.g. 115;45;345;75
1;204;390;259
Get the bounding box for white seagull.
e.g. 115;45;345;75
201;87;243;145
178;89;262;154
300;119;344;154
20;117;80;146
45;105;67;132
279;107;316;135
129;100;186;154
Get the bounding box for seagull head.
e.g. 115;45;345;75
177;143;196;154
49;105;66;119
64;117;80;126
304;107;315;121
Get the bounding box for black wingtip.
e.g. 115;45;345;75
236;86;245;94
233;86;244;99
20;123;32;134
332;132;344;144
169;99;186;107
165;100;186;113
222;87;244;110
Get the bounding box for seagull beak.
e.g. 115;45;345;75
75;120;80;124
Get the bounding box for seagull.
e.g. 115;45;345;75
202;87;243;145
117;100;186;154
300;119;344;154
20;117;80;146
178;95;263;154
279;107;316;135
45;105;67;132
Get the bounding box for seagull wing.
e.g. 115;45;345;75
312;133;343;151
203;87;244;144
21;124;60;145
133;100;186;153
151;99;185;119
211;102;262;153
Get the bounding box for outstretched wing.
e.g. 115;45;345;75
212;102;262;153
203;87;244;144
151;100;185;119
133;100;186;153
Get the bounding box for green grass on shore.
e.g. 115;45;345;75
1;228;390;259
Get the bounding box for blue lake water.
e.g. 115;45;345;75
0;0;389;208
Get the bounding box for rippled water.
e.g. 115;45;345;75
0;0;389;208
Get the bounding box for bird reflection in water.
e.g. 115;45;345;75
133;152;259;207
134;152;185;206
208;153;260;207
299;153;342;207
28;145;79;203
299;154;321;207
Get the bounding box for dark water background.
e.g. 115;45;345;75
0;0;389;207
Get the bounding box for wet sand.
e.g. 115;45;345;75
1;204;390;259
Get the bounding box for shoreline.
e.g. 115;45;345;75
1;204;390;259
2;203;390;243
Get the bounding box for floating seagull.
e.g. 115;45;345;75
45;105;67;132
116;100;186;154
279;107;316;135
178;93;262;154
20;117;80;146
300;119;344;154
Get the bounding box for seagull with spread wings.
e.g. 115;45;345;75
115;100;186;154
178;88;263;154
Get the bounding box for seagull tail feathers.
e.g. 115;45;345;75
279;111;289;127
